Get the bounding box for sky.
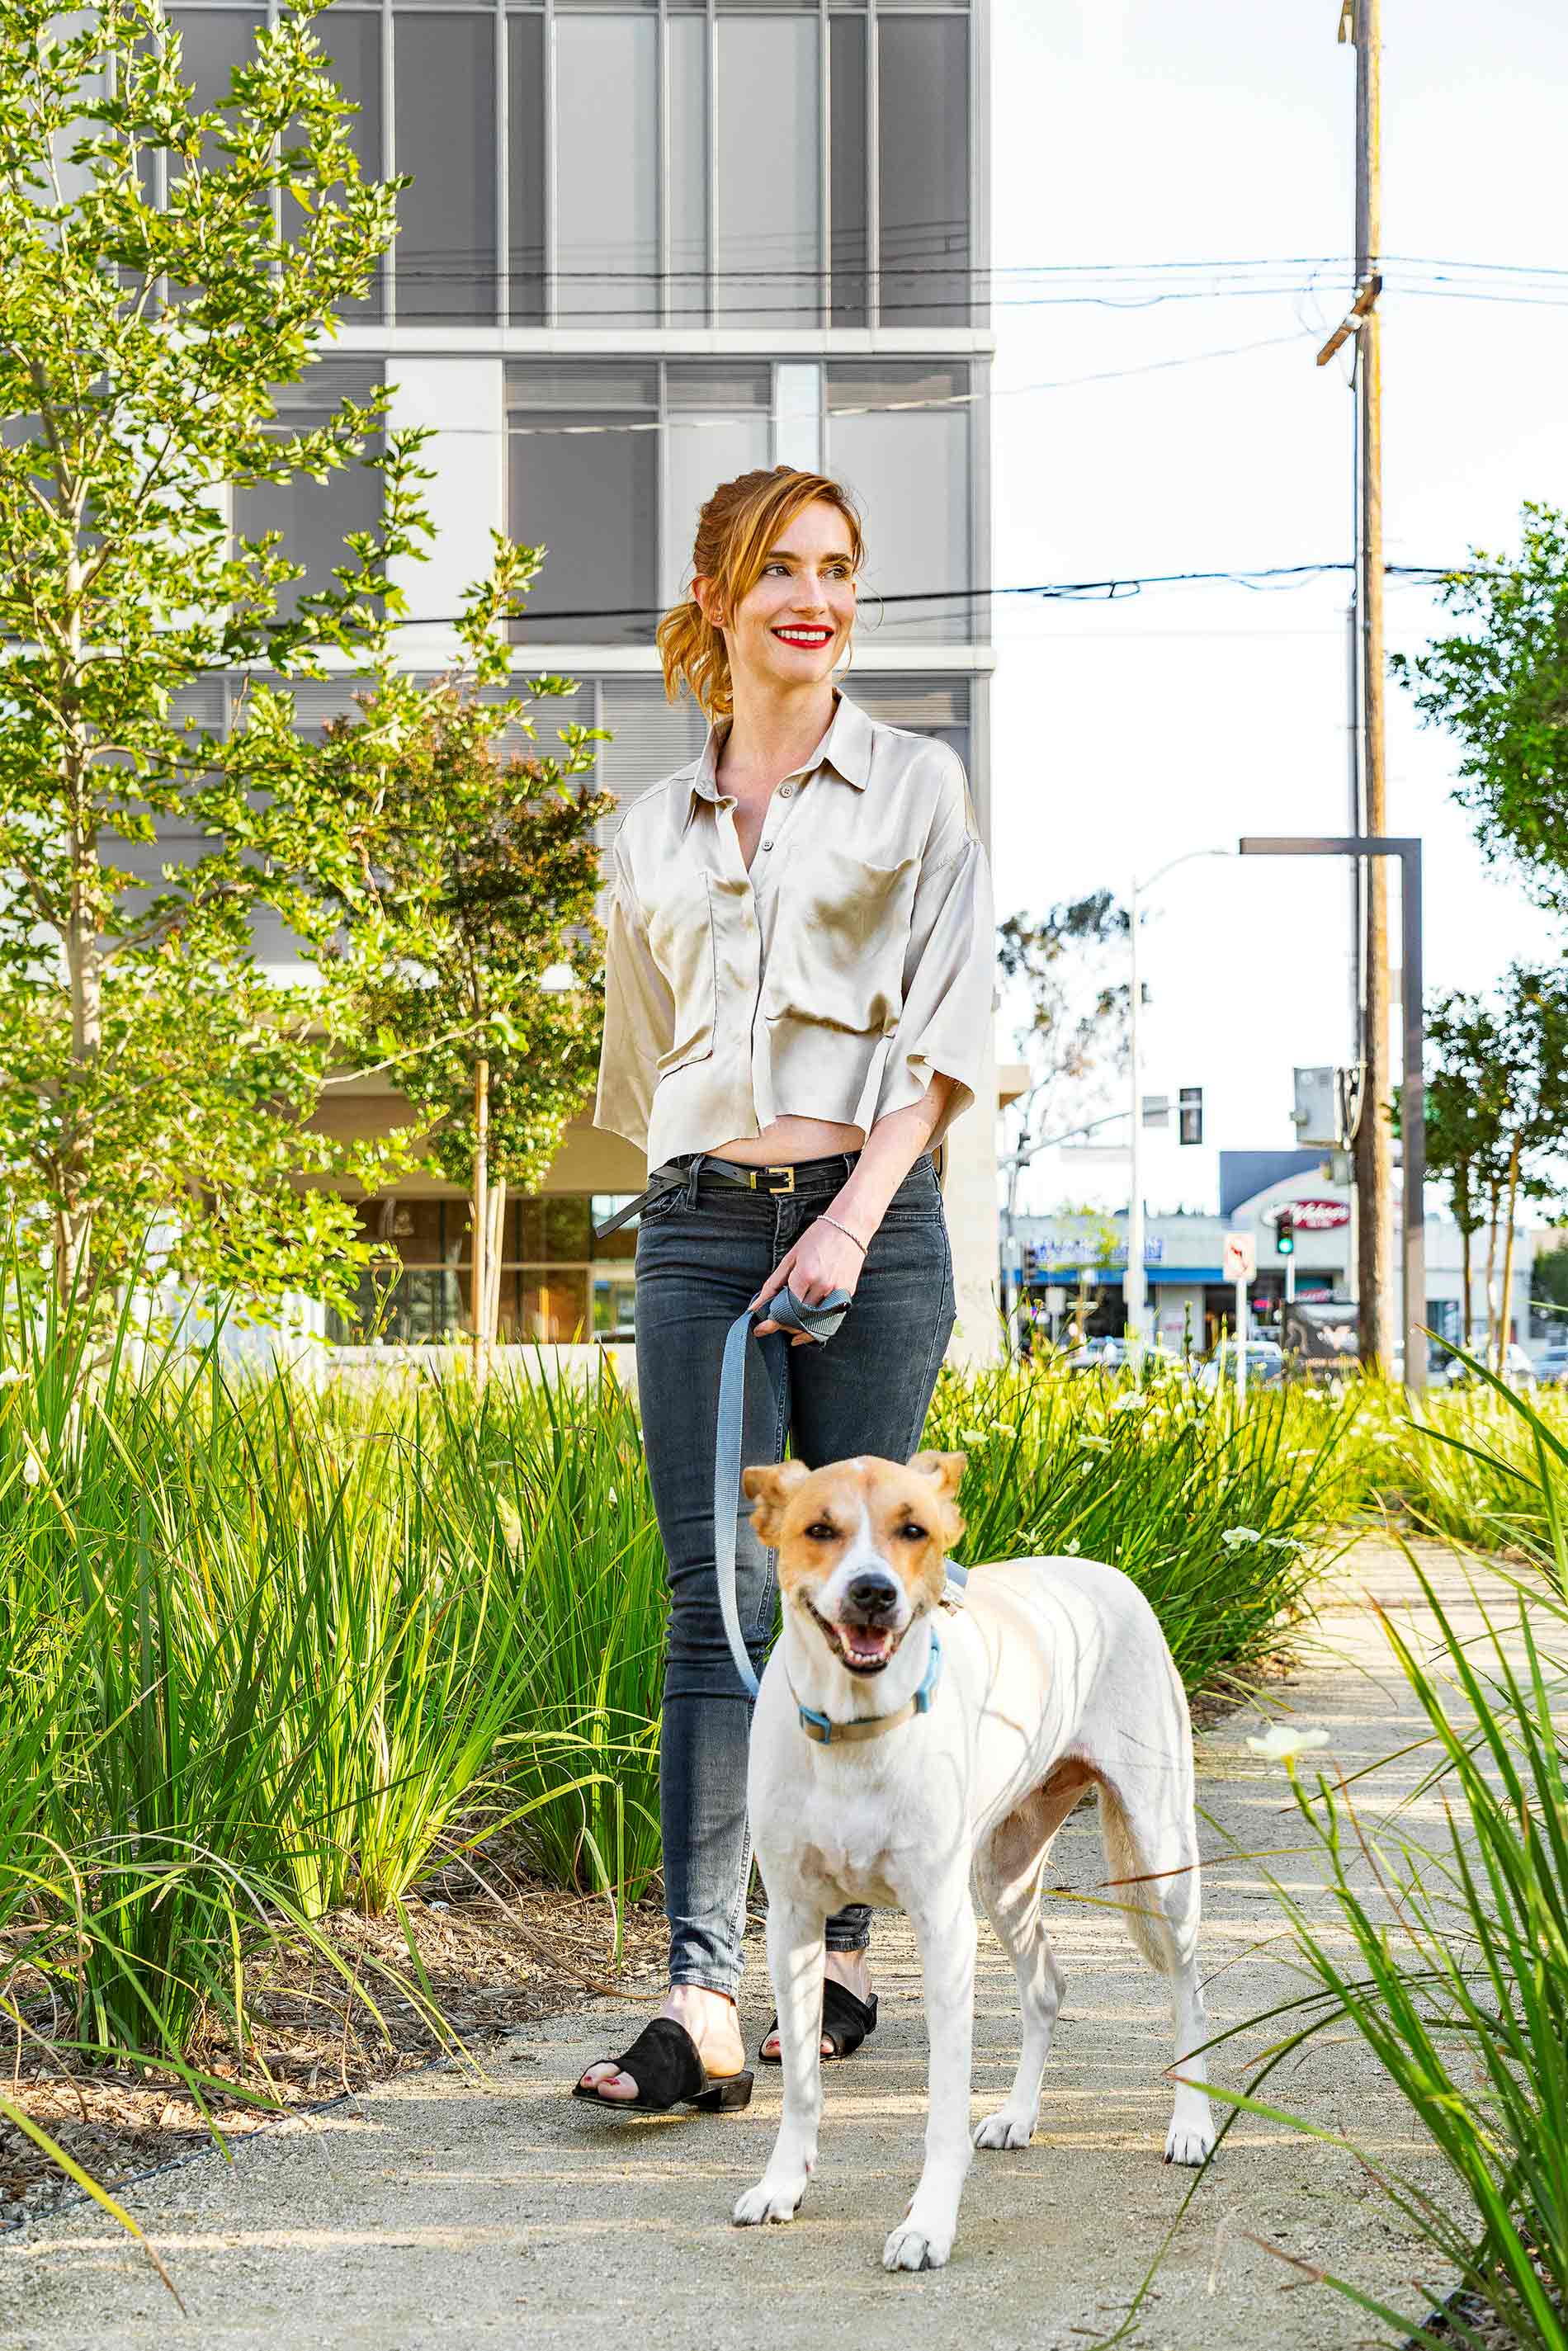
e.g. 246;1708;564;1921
987;0;1567;1218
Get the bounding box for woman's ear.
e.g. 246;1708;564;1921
692;575;725;630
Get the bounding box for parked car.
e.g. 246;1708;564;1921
1433;1341;1537;1390
1194;1339;1287;1391
1060;1335;1131;1376
1534;1343;1568;1388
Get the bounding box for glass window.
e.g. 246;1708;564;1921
233;362;385;622
667;11;708;327
508;13;547;324
827;366;970;644
314;8;385;322
506;366;657;644
878;14;970;328
393;12;497;323
168;10;264;171
660;364;771;610
555;13;657;322
714;14;819;328
520;1195;592;1260
829;13;867;324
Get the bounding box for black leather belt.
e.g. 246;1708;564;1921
591;1155;815;1246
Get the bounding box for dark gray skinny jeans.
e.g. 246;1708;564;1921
634;1146;956;1997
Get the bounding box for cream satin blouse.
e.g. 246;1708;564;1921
592;689;997;1174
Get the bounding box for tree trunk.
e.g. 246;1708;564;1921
1498;1135;1522;1374
1484;1179;1501;1368
471;1055;489;1390
484;1178;507;1352
1460;1220;1472;1349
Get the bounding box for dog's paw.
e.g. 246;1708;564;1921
973;2108;1034;2151
1164;2117;1216;2168
882;2218;953;2272
734;2175;807;2227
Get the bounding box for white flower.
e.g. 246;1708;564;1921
1221;1526;1263;1549
1109;1393;1142;1414
1246;1722;1330;1765
20;1441;44;1488
959;1425;989;1446
607;1487;619;1507
1079;1433;1112;1452
1064;1537;1082;1556
0;1365;22;1389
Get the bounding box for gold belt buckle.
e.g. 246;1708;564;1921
764;1164;796;1194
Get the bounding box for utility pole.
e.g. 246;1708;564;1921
1352;0;1393;1373
1322;0;1394;1375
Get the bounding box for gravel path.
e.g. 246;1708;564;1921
3;1537;1488;2351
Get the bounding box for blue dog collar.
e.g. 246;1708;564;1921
792;1625;943;1746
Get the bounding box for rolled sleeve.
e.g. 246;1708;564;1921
872;756;997;1156
593;837;676;1161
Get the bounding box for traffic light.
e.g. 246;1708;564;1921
1178;1086;1203;1145
1277;1212;1296;1258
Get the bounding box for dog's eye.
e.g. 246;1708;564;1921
900;1523;928;1541
805;1521;837;1541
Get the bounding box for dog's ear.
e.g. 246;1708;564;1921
742;1457;813;1539
907;1448;967;1499
907;1448;968;1551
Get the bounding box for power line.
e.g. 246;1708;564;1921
378;561;1485;635
501;328;1319;435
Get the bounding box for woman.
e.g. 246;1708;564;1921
577;464;994;2112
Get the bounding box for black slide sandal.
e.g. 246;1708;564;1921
571;2017;754;2114
759;1980;879;2065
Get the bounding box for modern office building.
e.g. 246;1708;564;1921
168;0;1008;1362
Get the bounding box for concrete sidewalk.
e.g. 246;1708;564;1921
3;1537;1483;2350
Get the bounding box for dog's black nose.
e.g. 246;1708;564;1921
845;1572;899;1619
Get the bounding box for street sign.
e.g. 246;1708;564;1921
1221;1232;1256;1283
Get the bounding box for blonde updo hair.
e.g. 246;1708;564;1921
656;465;866;719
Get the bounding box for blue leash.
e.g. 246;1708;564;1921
712;1285;966;1707
714;1283;854;1701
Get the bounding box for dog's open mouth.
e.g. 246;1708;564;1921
805;1599;904;1676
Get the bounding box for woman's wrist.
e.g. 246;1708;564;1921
815;1211;868;1255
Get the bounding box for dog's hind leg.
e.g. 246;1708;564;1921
1095;1759;1216;2169
971;1775;1085;2151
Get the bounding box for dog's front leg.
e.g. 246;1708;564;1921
733;1893;825;2229
883;1875;976;2273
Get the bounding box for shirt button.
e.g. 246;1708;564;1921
761;840;772;851
779;783;796;797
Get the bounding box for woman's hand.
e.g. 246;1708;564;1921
750;1216;869;1343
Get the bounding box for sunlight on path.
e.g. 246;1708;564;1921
2;1537;1480;2351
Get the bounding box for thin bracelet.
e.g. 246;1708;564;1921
815;1212;867;1255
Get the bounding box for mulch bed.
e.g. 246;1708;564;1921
1;1836;674;2233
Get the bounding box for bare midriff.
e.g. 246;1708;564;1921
706;1115;865;1168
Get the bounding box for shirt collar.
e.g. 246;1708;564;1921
682;690;872;833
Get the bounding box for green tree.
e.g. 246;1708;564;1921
0;0;537;1328
1424;968;1568;1367
1423;991;1508;1348
319;665;611;1373
1394;503;1568;913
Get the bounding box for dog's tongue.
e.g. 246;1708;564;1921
842;1623;895;1664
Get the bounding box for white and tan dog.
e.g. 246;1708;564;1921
734;1447;1216;2273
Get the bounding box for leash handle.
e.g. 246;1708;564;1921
713;1283;854;1702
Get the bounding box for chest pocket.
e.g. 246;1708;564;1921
646;869;717;1074
763;844;920;1035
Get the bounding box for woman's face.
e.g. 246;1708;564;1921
699;498;857;692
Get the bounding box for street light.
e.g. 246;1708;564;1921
1238;834;1424;1393
1125;849;1230;1365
